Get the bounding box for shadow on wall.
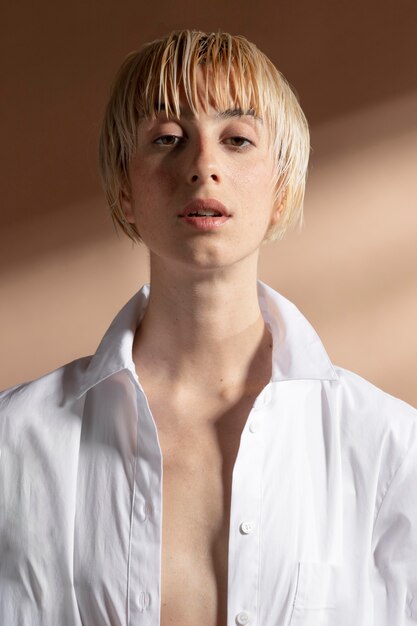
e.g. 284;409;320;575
260;89;417;406
0;201;149;389
1;90;417;407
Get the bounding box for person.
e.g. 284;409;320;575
0;29;416;626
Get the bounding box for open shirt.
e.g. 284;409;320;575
1;281;417;625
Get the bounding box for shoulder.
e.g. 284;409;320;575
324;367;417;502
329;365;417;432
0;357;93;506
0;356;92;426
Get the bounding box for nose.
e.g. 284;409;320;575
186;138;221;185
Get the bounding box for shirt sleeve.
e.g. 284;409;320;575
371;424;417;625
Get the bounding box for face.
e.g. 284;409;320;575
122;68;283;273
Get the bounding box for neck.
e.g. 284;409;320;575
132;254;272;394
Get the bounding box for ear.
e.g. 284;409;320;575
120;179;136;224
270;189;286;226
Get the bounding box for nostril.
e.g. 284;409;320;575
190;172;219;183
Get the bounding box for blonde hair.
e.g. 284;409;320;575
99;29;310;242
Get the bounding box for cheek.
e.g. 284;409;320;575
234;163;276;222
241;162;276;229
130;164;177;211
237;158;274;190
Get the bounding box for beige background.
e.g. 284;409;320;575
1;0;416;406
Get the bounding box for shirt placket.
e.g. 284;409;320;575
128;384;163;625
227;386;268;626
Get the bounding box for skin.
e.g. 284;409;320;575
122;68;284;625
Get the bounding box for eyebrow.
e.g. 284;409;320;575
155;104;263;123
217;108;262;122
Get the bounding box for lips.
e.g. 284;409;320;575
180;198;230;218
179;198;231;231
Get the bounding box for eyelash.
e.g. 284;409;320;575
153;135;254;149
225;136;253;148
153;135;183;146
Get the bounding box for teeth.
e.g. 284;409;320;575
188;210;221;217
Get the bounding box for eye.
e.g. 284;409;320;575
225;136;253;148
153;134;183;146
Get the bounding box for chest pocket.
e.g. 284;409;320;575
289;562;338;625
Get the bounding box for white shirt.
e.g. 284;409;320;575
1;281;417;626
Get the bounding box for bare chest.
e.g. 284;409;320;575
152;396;256;626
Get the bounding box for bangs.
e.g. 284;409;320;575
99;29;310;243
135;31;268;121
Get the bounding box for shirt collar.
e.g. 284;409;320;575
75;281;338;398
74;285;150;398
257;281;338;382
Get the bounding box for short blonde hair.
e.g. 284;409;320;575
99;29;310;243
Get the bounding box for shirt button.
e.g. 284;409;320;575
252;395;264;410
409;594;417;619
249;419;261;433
239;521;255;535
138;591;151;612
145;502;153;517
140;502;152;521
236;611;251;625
